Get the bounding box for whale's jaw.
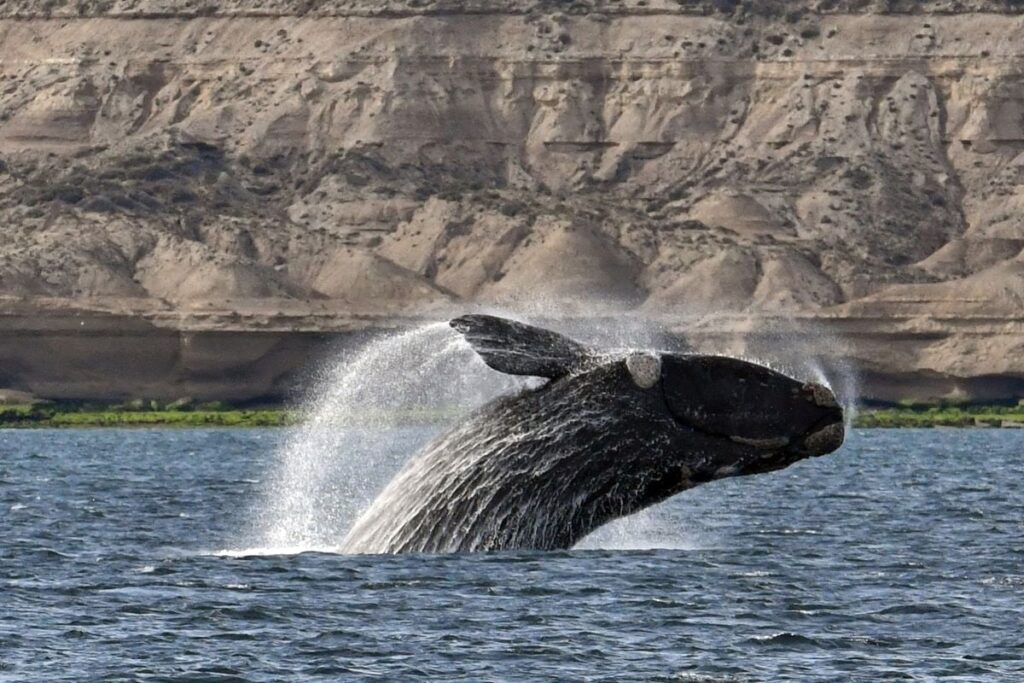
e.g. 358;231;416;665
802;419;845;457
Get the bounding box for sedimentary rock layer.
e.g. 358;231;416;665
1;1;1023;401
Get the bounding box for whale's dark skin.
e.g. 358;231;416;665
342;315;845;554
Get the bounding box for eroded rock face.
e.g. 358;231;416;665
1;1;1023;401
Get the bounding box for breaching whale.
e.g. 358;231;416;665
342;315;845;554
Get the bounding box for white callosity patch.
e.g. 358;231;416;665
626;352;661;389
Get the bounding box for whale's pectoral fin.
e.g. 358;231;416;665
450;314;592;379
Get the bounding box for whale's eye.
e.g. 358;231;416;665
626;353;661;389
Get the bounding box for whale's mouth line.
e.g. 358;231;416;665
658;386;787;453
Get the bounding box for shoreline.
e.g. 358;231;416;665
3;404;1024;429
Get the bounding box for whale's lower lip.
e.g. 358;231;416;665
802;421;845;456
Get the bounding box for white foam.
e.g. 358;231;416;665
211;545;347;558
575;507;714;551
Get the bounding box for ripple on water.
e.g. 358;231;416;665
1;428;1023;682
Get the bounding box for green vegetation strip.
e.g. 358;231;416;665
853;405;1024;429
0;402;462;428
0;405;298;428
1;403;1023;429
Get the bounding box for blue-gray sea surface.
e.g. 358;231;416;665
2;428;1022;682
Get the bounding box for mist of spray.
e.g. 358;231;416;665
246;322;527;554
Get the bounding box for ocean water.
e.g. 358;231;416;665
1;427;1022;682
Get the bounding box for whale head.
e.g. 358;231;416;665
643;352;844;479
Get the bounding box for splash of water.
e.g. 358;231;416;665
247;322;527;553
575;508;712;552
755;320;860;431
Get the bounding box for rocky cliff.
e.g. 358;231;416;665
2;0;1024;402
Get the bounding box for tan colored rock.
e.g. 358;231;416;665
689;194;791;238
308;248;452;309
644;248;758;314
753;252;843;311
480;218;642;309
1;2;1024;400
